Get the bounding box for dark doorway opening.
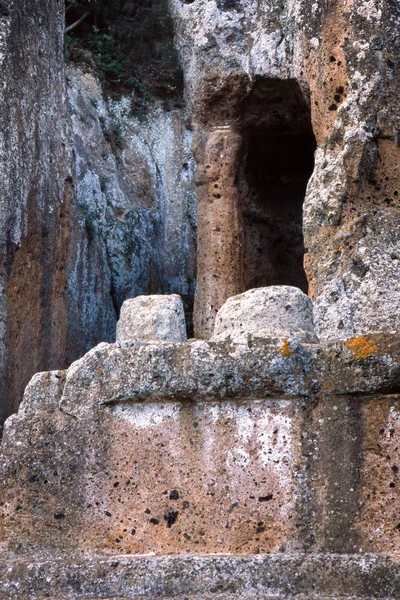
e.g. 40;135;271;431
237;78;316;293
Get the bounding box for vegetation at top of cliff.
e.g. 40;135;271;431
65;0;184;113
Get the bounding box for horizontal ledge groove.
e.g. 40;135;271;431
101;392;306;406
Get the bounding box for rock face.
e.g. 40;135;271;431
67;67;197;332
116;295;187;342
0;14;197;425
1;0;397;418
212;286;317;344
0;0;73;425
1;297;400;583
0;0;400;598
170;0;400;340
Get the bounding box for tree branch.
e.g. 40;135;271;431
65;0;78;14
65;11;90;34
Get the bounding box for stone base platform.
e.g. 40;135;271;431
1;554;400;599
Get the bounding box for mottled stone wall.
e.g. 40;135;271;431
0;6;197;426
1;331;400;559
171;0;400;340
0;0;71;425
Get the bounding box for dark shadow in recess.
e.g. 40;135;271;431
237;78;316;294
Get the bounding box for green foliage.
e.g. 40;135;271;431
65;0;183;112
83;27;128;83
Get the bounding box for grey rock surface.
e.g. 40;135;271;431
1;553;400;599
212;286;318;343
32;332;397;420
67;67;197;334
116;294;187;343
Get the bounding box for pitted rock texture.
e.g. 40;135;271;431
193;124;244;338
212;286;318;344
116;294;187;343
170;0;400;340
0;331;400;559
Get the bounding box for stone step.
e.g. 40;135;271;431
41;596;400;600
0;554;399;599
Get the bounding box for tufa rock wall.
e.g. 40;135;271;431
170;0;400;340
0;0;72;425
0;4;197;426
0;0;399;597
0;290;400;598
1;0;398;421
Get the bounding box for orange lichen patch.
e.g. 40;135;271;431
279;338;293;358
97;368;103;374
345;336;378;360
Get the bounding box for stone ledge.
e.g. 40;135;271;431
2;333;400;559
15;333;400;421
57;332;400;417
0;553;400;599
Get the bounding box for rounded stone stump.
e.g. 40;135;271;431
212;286;318;343
116;294;187;343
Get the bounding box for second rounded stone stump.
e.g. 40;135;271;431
116;294;187;343
212;286;318;343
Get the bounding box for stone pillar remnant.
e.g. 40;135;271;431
116;294;187;343
212;286;318;344
193;125;245;340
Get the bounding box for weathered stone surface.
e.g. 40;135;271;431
170;0;400;340
19;370;66;415
0;46;198;426
1;553;400;599
0;351;302;556
0;332;399;560
67;67;197;336
0;1;400;597
212;286;318;344
193;125;244;339
356;396;400;555
0;0;72;425
116;294;187;343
